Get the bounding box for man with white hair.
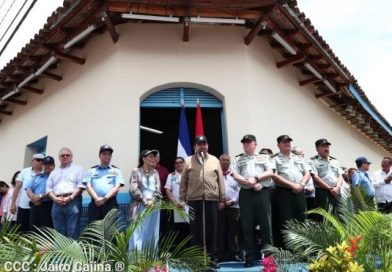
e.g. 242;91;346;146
46;147;85;239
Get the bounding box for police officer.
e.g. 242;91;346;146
309;139;344;215
272;135;310;248
83;144;124;223
231;134;274;267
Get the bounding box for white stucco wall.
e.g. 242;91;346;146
0;23;389;183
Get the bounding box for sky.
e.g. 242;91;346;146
298;0;392;123
0;0;391;124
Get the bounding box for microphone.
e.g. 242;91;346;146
200;151;205;160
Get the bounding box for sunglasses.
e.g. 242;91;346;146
60;154;71;158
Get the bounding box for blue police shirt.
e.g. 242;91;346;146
83;165;124;197
25;173;49;198
352;170;375;197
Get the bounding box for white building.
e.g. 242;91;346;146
0;0;391;183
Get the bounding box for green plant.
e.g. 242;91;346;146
0;202;207;272
268;187;392;271
308;240;364;272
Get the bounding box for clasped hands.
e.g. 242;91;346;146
245;177;263;191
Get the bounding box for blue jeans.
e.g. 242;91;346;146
51;196;82;239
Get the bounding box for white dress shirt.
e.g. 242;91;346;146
372;169;392;203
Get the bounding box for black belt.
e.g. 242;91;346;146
56;193;72;197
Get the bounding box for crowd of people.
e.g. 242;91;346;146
0;135;391;270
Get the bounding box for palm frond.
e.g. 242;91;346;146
307;208;346;239
283;219;341;258
79;209;125;261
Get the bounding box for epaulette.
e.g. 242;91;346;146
310;155;318;160
329;156;336;160
271;153;279;158
235;153;244;157
111;165;119;168
91;165;99;168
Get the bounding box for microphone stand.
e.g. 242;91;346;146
201;152;207;267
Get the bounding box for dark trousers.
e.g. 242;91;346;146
239;188;272;261
217;207;240;259
305;197;317;220
173;222;191;246
16;207;30;232
188;200;218;257
378;202;392;214
274;186;306;248
315;188;338;214
159;208;173;240
30;201;53;230
88;197;118;223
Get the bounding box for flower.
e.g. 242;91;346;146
262;255;277;272
348;235;363;257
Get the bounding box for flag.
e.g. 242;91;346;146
195;99;204;137
177;105;192;158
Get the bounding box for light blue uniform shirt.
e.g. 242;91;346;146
83;165;124;197
352;170;375;197
25;173;49;196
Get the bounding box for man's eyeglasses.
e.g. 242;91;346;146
175;161;184;164
60;154;71;158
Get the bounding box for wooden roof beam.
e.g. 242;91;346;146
265;15;300;55
299;77;321;86
183;17;190;42
276;54;305;68
42;71;62;81
53;50;85;65
0;109;12;115
244;16;266;45
315;91;335;99
5;98;27;106
101;12;119;43
107;3;263;20
21;86;43;94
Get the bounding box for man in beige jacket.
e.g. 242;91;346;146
180;135;225;270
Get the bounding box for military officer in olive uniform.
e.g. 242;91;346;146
231;134;274;267
309;139;344;215
272;135;310;248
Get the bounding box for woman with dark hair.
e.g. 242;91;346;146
129;150;162;250
0;181;10;223
1;170;20;226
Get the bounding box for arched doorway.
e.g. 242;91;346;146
140;86;225;172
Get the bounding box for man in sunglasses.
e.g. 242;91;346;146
46;147;85;239
10;153;44;232
26;156;56;230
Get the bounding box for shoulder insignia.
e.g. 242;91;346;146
329;156;336;160
111;165;119;168
271;153;279;158
91;165;99;168
235;153;244;157
310;155;318;160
